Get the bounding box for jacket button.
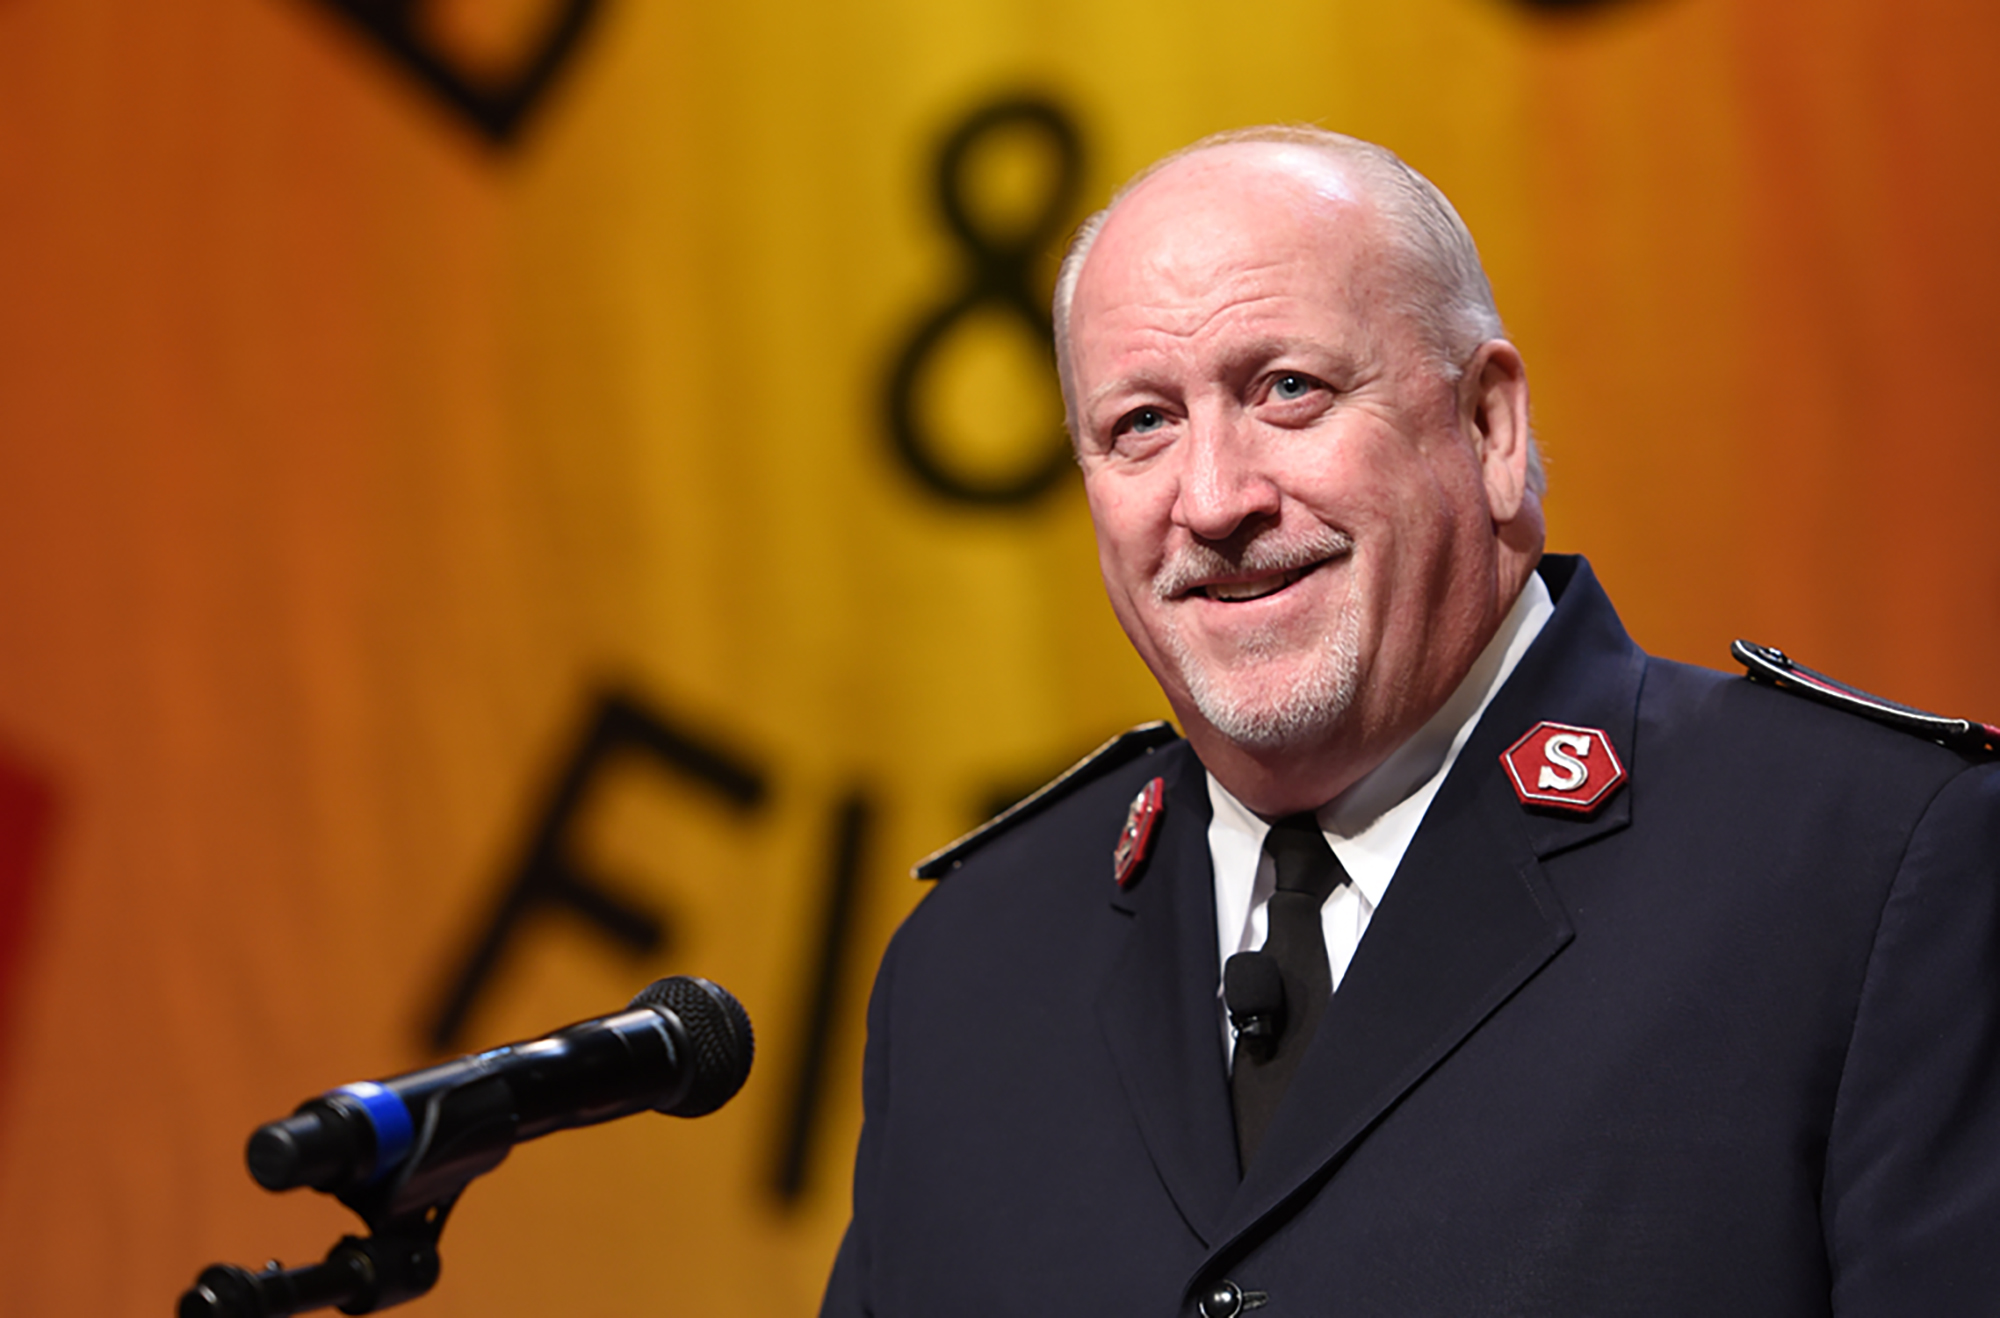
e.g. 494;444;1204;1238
1198;1282;1245;1318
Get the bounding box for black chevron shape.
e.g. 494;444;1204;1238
299;0;605;147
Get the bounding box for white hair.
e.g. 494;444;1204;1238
1052;125;1544;496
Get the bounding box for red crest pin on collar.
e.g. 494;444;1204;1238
1113;777;1165;887
1501;721;1626;815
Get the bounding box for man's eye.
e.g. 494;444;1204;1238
1122;407;1166;435
1272;373;1316;401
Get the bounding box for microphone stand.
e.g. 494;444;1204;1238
182;974;753;1315
180;1073;519;1317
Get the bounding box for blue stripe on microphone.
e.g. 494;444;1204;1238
333;1080;415;1182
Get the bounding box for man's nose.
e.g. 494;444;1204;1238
1171;414;1281;542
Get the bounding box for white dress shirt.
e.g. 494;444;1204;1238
1209;572;1554;1061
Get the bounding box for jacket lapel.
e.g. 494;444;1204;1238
1217;555;1643;1242
1096;745;1240;1246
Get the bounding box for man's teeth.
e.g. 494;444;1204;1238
1202;567;1307;602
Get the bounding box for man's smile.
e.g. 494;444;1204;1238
1154;530;1354;607
1190;560;1329;603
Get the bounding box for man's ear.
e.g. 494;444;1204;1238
1461;339;1532;525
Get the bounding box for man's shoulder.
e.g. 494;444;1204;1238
883;726;1200;986
1635;643;1999;792
1539;559;1996;775
913;721;1190;881
1726;639;2000;756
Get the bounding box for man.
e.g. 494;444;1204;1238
823;128;2000;1316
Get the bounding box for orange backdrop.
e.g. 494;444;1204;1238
1;0;1996;1313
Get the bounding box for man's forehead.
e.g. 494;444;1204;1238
1071;145;1393;340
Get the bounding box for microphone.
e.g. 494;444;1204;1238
1224;952;1285;1059
246;976;753;1196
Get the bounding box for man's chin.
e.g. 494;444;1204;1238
1179;667;1355;754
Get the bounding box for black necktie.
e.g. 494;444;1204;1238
1230;813;1348;1170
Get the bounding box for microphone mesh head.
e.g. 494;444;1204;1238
1224;951;1286;1019
630;976;755;1117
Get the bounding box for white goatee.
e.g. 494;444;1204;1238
1152;528;1361;751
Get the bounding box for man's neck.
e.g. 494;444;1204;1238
1321;570;1553;836
1191;566;1548;818
1210;570;1554;834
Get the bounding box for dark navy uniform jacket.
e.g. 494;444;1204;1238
822;556;2000;1316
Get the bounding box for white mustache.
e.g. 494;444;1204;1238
1151;528;1354;601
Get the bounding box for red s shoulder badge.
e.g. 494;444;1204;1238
1501;721;1627;815
1112;777;1165;888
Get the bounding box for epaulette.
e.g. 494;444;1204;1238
1733;639;2000;756
912;721;1180;879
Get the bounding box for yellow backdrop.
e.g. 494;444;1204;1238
2;0;1996;1313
